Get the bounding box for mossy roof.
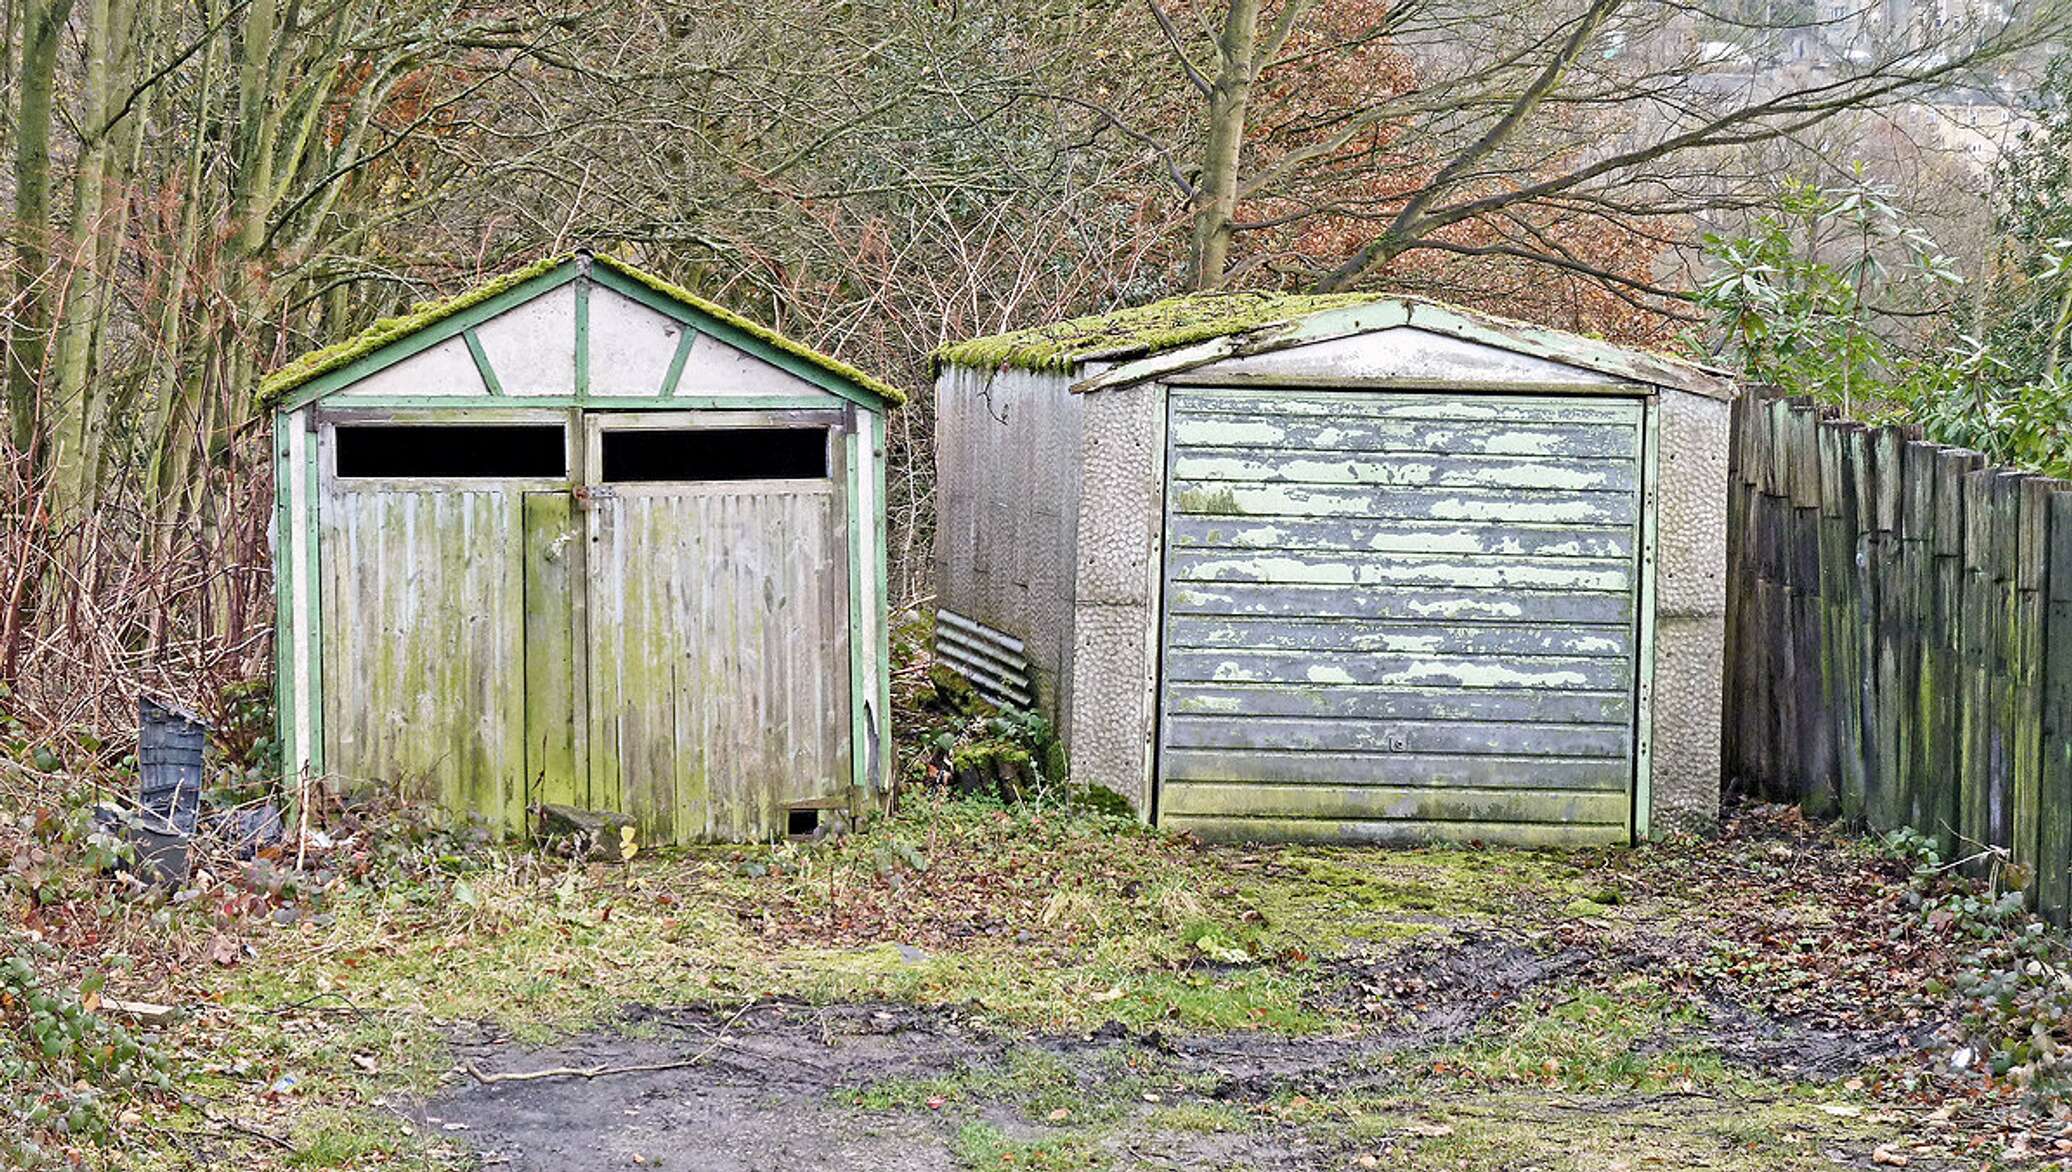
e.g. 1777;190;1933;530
259;252;905;405
936;291;1387;372
934;290;1728;398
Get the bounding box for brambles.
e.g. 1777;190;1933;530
0;938;172;1164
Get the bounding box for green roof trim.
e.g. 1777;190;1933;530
587;254;904;404
935;291;1389;372
259;252;904;406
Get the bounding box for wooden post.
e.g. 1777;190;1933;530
1988;473;2030;864
1792;405;1835;814
1959;470;1997;869
1768;400;1797;803
1899;442;1939;842
1930;449;1984;857
1722;389;1751;791
1863;428;1903;832
1819;420;1868;823
2038;491;2072;924
2011;478;2060;901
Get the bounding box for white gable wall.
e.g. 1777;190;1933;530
1174;326;1647;391
329;279;844;403
588;286;685;394
333;335;485;397
474;283;579;395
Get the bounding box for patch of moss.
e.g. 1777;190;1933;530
1069;784;1136;819
1287;1089;1887;1172
950;1121;1103;1170
935;290;1393;372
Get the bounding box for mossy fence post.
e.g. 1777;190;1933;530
1721;394;2072;921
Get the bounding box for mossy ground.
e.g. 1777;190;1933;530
65;799;2020;1169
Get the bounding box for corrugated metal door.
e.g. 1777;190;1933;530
1157;388;1646;846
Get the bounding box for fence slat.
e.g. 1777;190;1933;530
2039;492;2072;924
1819;420;1868;822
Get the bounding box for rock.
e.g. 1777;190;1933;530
533;804;639;862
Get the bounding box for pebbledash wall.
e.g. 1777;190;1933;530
933;293;1736;846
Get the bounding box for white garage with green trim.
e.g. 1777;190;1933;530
263;251;901;845
931;294;1734;845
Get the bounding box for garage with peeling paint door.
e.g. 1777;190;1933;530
931;293;1735;846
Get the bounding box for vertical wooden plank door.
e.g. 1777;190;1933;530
582;414;853;843
320;482;530;832
523;491;586;812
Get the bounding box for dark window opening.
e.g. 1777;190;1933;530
334;424;566;479
600;427;828;483
786;808;820;838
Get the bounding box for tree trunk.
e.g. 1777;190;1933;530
1188;0;1259;291
49;0;122;522
7;0;75;462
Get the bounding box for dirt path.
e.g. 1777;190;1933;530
424;931;1938;1172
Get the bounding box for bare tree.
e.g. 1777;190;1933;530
1127;0;2069;297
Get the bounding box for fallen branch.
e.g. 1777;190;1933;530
463;1054;715;1084
177;1093;293;1151
463;1002;757;1085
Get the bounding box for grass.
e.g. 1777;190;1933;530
0;794;1988;1169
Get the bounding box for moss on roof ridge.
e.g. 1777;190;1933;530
257;253;572;403
935;290;1392;372
588;254;904;404
259;251;905;405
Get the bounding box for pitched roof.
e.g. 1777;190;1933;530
259;252;906;405
935;290;1732;399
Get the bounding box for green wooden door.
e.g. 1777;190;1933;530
523;491;587;812
320;484;529;830
1156;388;1647;846
581;415;853;843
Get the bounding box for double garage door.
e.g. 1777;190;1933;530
1157;387;1648;846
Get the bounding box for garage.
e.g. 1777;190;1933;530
262;251;902;844
932;292;1734;845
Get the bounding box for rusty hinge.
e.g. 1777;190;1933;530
573;484;617;509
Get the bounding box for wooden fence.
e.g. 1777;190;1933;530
1723;387;2072;921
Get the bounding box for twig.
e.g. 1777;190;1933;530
463;1053;717;1084
177;1093;293;1151
464;1002;758;1085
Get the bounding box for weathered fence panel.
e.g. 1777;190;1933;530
1723;387;2072;921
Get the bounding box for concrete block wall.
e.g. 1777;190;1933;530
1649;385;1733;834
1065;381;1165;815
